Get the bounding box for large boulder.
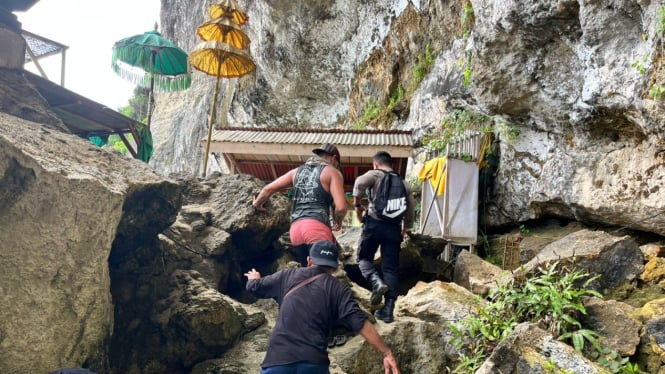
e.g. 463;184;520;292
157;270;265;369
580;297;641;356
518;229;644;294
477;323;606;374
0;112;177;373
631;298;665;373
453;249;504;296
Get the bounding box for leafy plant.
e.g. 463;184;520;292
423;109;492;153
463;64;473;88
460;0;474;38
631;55;647;75
495;119;519;141
107;134;133;156
387;84;404;111
620;362;643;374
448;261;607;373
649;83;665;100
410;44;435;94
559;328;601;353
451;345;485;374
519;224;530;235
544;359;557;373
657;6;665;40
653;6;665;84
354;98;382;129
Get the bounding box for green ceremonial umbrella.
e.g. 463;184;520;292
111;24;191;130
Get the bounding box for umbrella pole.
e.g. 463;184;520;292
203;75;222;177
146;75;155;128
146;51;157;129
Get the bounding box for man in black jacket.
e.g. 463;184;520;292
245;240;400;374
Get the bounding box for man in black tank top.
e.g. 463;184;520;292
253;143;347;265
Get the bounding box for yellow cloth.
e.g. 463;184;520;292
476;133;492;168
418;156;447;196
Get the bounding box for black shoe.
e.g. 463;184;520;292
369;273;389;305
374;298;395;323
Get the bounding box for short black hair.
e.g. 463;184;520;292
373;151;393;166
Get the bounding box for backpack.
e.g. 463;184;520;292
372;170;408;223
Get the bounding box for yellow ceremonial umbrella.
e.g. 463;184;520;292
209;0;249;26
190;42;255;176
196;17;251;49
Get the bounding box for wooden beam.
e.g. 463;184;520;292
118;132;138;158
25;46;48;80
270;163;277;180
223;153;240;174
206;141;412;158
60;48;66;86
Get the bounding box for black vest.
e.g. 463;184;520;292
291;162;332;226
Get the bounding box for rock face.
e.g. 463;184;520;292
150;0;665;237
150;0;417;176
0;112;177;374
108;172;291;373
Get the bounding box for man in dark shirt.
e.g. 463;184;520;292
353;151;415;324
245;240;400;374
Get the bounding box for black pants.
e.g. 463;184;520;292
293;243;312;267
356;216;403;300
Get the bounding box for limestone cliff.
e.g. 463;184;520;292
151;0;665;236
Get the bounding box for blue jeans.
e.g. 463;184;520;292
260;362;329;374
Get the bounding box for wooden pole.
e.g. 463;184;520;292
203;72;222;177
146;51;156;129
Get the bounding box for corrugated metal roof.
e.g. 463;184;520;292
206;128;414;191
210;127;413;147
23;70;142;158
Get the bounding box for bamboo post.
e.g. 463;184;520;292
203;69;222;177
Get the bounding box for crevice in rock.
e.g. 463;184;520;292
0;157;35;213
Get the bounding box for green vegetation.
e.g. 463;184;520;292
460;0;475;38
649;83;665;99
650;6;665;99
118;86;150;123
387;84;404;111
108;134;132;155
409;44;436;95
463;60;473;88
518;224;530;236
422;109;492;153
448;261;643;374
457;1;475;88
355;44;435;129
354;98;382;129
657;6;665;47
495;119;520;142
631;55;647;75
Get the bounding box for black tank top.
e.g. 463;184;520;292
291;163;332;226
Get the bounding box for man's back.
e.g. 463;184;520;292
246;266;366;367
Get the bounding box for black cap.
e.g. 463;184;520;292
312;143;341;160
308;240;339;268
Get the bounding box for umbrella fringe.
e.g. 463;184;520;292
153;74;192;92
112;62;192;92
112;62;148;86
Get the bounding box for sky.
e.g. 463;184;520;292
16;0;161;110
